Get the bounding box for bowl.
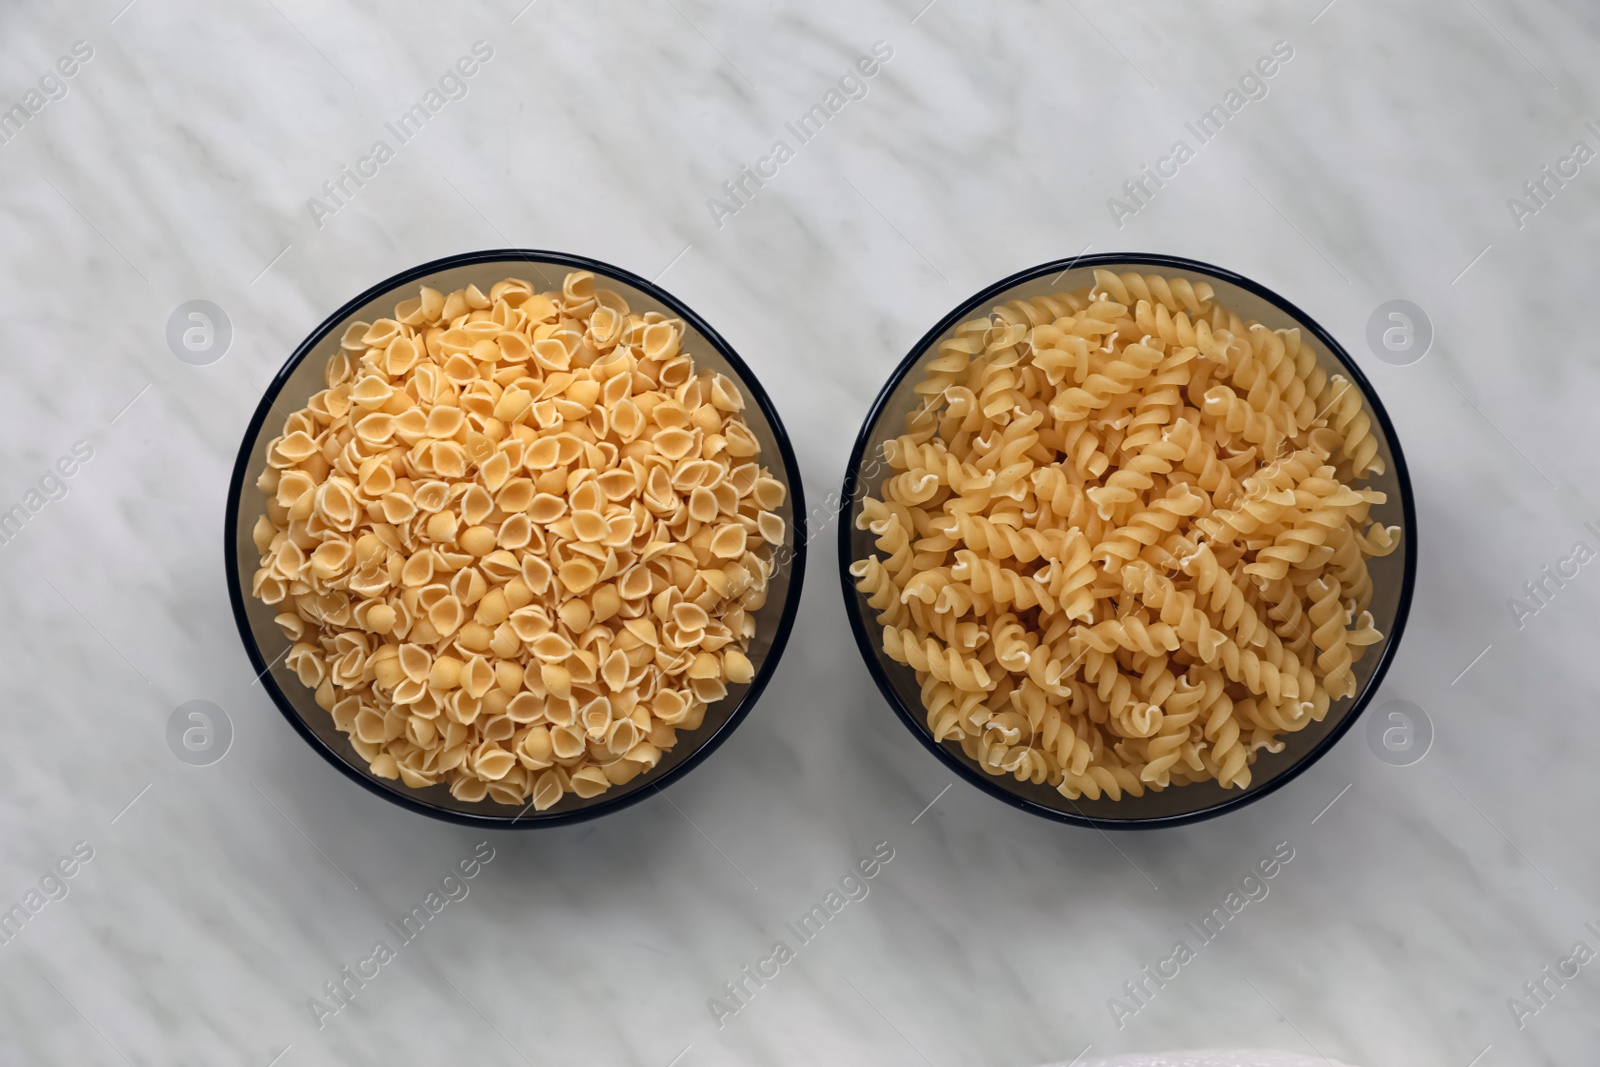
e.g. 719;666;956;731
226;249;806;827
839;253;1415;828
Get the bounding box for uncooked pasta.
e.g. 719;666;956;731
250;271;786;809
851;270;1398;800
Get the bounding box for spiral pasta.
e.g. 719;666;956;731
249;272;787;809
852;269;1400;799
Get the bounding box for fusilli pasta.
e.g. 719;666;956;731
852;269;1399;798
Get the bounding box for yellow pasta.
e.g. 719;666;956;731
853;270;1399;799
250;272;786;809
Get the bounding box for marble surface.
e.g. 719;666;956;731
0;0;1596;1064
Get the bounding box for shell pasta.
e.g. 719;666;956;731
250;272;786;809
851;270;1398;800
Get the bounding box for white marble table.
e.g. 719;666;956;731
1;0;1595;1064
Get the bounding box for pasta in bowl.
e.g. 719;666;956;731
841;255;1414;828
227;250;805;826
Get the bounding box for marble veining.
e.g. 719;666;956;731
0;0;1596;1064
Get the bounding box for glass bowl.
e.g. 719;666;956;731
839;253;1416;828
226;249;806;827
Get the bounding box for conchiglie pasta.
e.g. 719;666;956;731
248;271;787;809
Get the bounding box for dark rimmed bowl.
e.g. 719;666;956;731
227;249;806;827
839;253;1416;829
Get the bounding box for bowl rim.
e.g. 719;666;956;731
225;247;808;828
837;251;1418;830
